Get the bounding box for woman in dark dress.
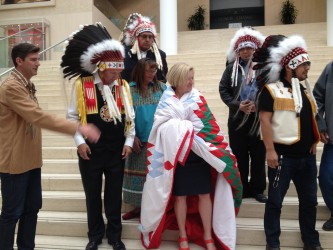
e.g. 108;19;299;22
139;63;241;250
168;63;216;250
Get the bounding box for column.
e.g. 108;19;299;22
328;0;333;46
159;0;177;55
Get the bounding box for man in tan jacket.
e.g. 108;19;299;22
0;42;100;250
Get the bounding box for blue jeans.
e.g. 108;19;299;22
319;143;333;217
0;168;42;250
264;154;320;248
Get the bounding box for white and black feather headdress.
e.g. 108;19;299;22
253;35;310;88
226;27;265;87
61;22;124;79
226;27;265;64
253;34;316;115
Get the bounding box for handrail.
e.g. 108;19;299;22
0;67;14;78
0;27;35;41
39;37;68;55
0;37;68;78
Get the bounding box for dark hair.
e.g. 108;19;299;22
11;43;40;67
131;58;162;95
279;67;287;80
3;0;15;4
253;35;287;89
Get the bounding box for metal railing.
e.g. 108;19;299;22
0;27;36;41
0;38;68;78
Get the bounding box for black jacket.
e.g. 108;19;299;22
219;61;258;130
219;63;243;122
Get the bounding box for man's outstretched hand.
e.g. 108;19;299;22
78;124;101;143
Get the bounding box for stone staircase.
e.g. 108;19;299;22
1;22;332;249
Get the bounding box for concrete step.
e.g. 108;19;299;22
239;197;329;220
37;90;67;97
31;212;332;249
33;235;333;250
168;47;333;60
36;89;63;96
37;94;69;102
42;147;78;159
177;23;328;52
40;144;324;165
167;57;332;67
236;247;307;250
37;95;67;103
0;180;320;213
42;159;79;174
236;217;331;248
35;211;140;238
42;129;73;136
41;174;82;191
33;83;63;91
38;103;68;111
1;193;331;248
40;191;86;212
39;191;146;214
40;169;328;194
32;75;63;81
33;235;204;250
42;135;75;147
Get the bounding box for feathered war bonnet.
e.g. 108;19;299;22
226;27;265;87
60;23;135;131
119;13;163;70
61;22;125;79
253;34;316;115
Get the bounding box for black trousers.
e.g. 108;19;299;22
229;123;266;197
79;148;125;243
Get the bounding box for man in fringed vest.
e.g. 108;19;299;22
254;35;322;250
61;23;135;250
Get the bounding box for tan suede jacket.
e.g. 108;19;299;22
0;70;78;174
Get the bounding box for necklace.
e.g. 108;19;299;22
97;82;122;123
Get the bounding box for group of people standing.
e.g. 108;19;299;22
60;14;241;250
0;11;332;250
220;27;333;250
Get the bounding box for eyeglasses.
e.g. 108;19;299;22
139;34;154;40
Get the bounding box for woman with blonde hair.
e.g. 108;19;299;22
139;63;242;250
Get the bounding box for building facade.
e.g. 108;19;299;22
0;0;326;68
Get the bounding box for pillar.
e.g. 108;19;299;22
328;0;333;46
159;0;177;55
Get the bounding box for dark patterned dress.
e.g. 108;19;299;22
122;82;165;206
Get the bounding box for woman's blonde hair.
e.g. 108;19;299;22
166;63;194;89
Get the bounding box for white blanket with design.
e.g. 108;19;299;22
139;87;242;250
